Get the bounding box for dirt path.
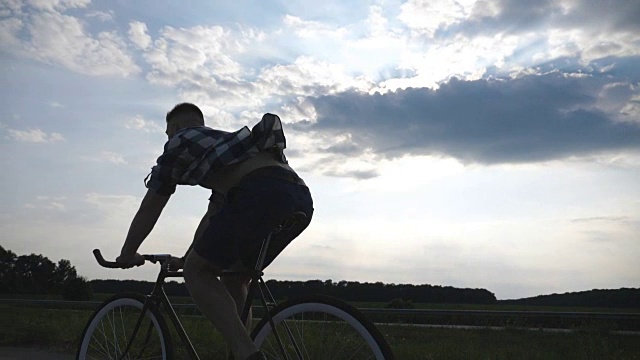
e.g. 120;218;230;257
0;347;74;360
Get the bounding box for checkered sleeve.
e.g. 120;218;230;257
252;113;286;151
144;137;184;195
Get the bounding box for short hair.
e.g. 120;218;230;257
166;103;204;123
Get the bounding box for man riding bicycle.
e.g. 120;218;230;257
115;103;314;360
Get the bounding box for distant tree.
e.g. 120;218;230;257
62;276;93;301
54;259;78;285
0;246;93;298
14;254;57;294
0;246;17;293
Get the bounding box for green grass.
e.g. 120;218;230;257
0;305;89;351
382;324;640;360
2;303;639;360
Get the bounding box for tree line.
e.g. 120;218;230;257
89;278;498;305
2;246;638;308
0;246;92;300
77;279;640;309
499;288;640;309
265;279;498;304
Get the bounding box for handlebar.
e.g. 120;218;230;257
93;249;174;269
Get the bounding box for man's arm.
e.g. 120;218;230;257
117;188;171;264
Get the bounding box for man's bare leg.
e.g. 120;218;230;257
223;274;252;330
184;251;258;360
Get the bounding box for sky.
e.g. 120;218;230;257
1;0;639;300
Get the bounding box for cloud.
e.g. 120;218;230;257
137;21;372;113
85;10;114;22
398;0;476;37
0;0;23;16
571;216;631;224
27;0;90;12
80;151;128;165
451;0;640;63
24;196;67;211
322;168;379;180
283;15;348;38
391;0;640;86
124;115;164;133
1;5;139;77
0;17;23;47
143;24;245;88
128;21;151;49
96;151;127;165
454;0;640;38
8;128;65;143
255;56;373;99
548;0;639;34
84;193;140;221
302;70;640;164
28;12;139;76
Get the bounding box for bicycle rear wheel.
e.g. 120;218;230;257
251;295;394;360
76;293;172;360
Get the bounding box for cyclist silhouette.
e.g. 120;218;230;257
115;103;313;360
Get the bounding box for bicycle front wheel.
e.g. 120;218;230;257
251;295;394;360
76;293;172;360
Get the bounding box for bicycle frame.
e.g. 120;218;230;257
120;262;290;360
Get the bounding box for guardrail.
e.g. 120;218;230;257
3;298;640;318
359;307;640;321
3;298;639;333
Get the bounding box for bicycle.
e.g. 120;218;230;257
76;211;395;360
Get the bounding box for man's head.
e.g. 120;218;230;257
165;103;205;138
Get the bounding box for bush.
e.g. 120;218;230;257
385;298;415;309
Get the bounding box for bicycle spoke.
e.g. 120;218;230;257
292;313;311;359
119;305;129;360
90;329;111;357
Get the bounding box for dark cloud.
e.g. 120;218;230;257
322;141;364;156
561;0;640;33
300;70;640;164
446;0;640;37
472;0;561;33
322;168;379;180
433;0;561;37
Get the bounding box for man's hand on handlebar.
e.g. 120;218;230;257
115;252;145;268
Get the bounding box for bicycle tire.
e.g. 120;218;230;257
251;295;394;360
76;293;173;360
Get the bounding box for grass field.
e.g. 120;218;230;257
2;301;640;359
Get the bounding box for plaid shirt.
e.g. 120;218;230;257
145;113;286;195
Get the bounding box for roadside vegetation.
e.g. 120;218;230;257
2;246;639;358
2;303;640;359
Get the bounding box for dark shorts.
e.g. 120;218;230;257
194;167;314;269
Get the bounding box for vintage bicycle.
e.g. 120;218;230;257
76;212;395;359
